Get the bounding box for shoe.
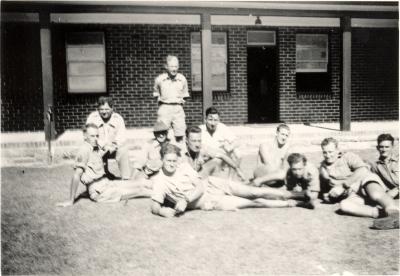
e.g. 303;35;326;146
371;210;399;230
295;200;315;210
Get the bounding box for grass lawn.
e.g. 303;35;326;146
1;149;399;275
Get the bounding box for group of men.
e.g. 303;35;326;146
57;55;399;230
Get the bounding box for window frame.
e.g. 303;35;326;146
65;32;107;94
190;31;228;92
247;30;276;46
296;33;329;73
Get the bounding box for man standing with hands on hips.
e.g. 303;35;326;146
153;55;189;144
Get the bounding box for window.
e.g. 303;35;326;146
66;32;106;93
247;31;276;46
296;34;330;92
296;34;328;73
191;32;227;91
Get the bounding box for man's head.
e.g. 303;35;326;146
321;137;339;165
160;143;181;175
186;126;202;153
205;107;220;133
377;134;395;160
287;153;307;179
83;123;99;147
276;124;290;146
97;97;113;121
153;121;169;144
165;55;179;77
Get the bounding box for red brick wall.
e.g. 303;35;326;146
351;28;399;121
278;27;342;123
1;23;44;131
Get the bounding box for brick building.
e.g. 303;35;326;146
1;1;398;138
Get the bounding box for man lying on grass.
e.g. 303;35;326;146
57;123;160;207
319;137;399;230
151;144;312;218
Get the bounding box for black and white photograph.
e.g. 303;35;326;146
1;1;399;275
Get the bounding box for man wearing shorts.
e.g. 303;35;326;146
252;124;292;187
153;55;189;143
86;96;131;179
150;144;304;218
56;124;160;207
370;134;399;199
319;137;399;230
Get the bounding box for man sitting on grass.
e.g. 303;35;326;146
199;107;242;178
183;126;246;181
252;124;292;187
370;134;398;199
56;124;160;207
319;137;399;230
151;144;312;218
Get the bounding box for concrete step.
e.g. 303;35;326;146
1;121;398;167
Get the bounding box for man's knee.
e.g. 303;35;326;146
364;182;385;202
339;199;356;213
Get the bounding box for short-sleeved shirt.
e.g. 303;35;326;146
286;163;320;192
151;163;201;204
86;111;126;148
182;148;216;172
258;138;290;170
199;123;237;153
371;154;399;190
320;152;368;181
153;73;189;104
74;142;105;182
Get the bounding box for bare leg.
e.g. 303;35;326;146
212;196;294;210
229;180;305;200
364;182;398;214
116;146;132;180
339;197;379;218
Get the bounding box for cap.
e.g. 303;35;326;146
153;121;169;132
145;159;163;172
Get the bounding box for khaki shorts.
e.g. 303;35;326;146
88;178;122;203
187;176;234;211
157;104;186;137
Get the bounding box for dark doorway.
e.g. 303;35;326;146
247;46;278;123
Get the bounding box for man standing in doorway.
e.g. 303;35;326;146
153;55;189;144
86;96;131;180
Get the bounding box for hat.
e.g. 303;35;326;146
153;121;169;132
145;159;163;172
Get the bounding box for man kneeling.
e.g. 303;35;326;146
57;123;159;207
151;144;309;218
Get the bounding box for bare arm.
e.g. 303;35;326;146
214;152;246;180
387;187;399;198
252;169;286;187
258;143;270;165
151;200;176;218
